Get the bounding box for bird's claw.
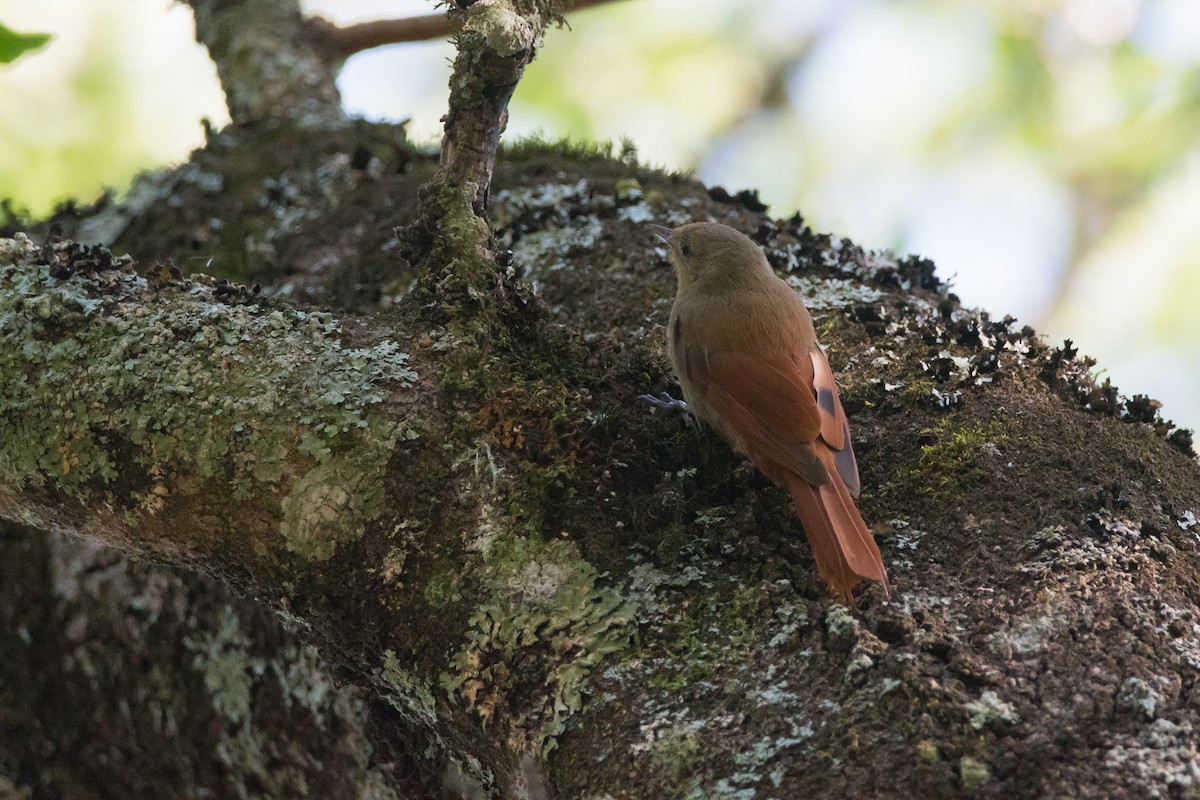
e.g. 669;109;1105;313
639;392;696;428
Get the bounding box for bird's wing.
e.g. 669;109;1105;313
810;346;861;497
686;345;828;487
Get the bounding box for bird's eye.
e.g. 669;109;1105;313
680;241;692;257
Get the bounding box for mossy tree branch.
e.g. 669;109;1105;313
6;147;1200;794
402;0;567;330
439;1;563;214
0;233;551;793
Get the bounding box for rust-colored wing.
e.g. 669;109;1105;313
686;346;828;488
810;346;861;498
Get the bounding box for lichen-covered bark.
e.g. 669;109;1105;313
438;0;564;214
0;521;410;799
0;235;418;563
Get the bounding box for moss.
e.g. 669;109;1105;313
915;739;940;765
423;181;494;294
0;241;419;560
424;572;455;608
496;135;633;165
648;584;772;690
464;332;602;538
647;724;704;795
920;417;1006;485
881;415;1007;507
507;463;576;534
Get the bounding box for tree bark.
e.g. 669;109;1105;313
183;0;345;128
2;1;1200;798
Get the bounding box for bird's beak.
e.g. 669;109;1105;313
647;224;672;243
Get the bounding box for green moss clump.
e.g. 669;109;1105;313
919;417;1006;495
959;755;990;791
882;415;1007;507
647;724;703;795
499;134;632;164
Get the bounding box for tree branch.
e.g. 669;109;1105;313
399;2;566;367
318;14;456;55
439;1;559;213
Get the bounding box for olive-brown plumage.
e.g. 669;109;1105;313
662;222;889;601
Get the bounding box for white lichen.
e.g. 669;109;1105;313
965;689;1020;731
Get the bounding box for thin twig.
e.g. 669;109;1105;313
327;14;455;56
325;0;623;58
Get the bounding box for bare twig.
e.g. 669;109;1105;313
322;0;622;59
324;14;456;56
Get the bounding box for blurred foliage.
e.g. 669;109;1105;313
0;22;49;63
0;0;224;220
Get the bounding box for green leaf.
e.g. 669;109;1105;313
0;22;51;64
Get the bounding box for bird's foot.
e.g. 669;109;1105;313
639;392;695;427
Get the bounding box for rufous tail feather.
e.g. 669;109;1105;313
784;463;889;602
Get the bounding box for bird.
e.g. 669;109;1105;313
652;221;889;602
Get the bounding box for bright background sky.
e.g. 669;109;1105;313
1;0;1198;436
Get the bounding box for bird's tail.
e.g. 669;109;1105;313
784;460;890;602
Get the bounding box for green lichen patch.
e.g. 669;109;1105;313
0;241;419;559
965;689;1020;731
185;606;255;725
379;649;439;729
281;461;378;560
441;535;637;756
646;583;778;691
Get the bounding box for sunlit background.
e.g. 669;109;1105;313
2;0;1197;434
